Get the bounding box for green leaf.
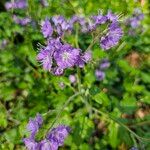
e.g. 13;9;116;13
93;92;110;106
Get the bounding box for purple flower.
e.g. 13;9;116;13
76;51;92;68
70;15;86;32
82;51;92;62
100;22;123;50
130;18;140;28
92;14;108;25
41;19;53;38
5;0;27;10
95;70;105;81
126;8;144;30
100;59;110;69
54;44;80;69
26;114;43;138
16;0;27;9
47;125;71;146
23;113;71;150
53;67;64;76
39;139;58;150
106;11;118;22
37;47;53;71
23;138;39;150
52;16;72;35
5;2;13;10
130;147;138;150
69;75;76;83
13;15;31;26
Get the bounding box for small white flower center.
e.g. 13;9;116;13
62;52;70;61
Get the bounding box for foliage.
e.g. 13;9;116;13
0;0;150;150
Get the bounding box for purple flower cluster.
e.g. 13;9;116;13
100;22;123;50
37;17;91;75
95;59;110;81
23;114;70;150
127;8;144;29
37;11;122;75
13;15;31;26
5;0;31;26
5;0;27;10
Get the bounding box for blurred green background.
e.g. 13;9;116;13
0;0;150;149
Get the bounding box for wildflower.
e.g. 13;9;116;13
82;51;92;62
13;15;31;26
39;139;58;150
5;0;27;10
37;46;53;71
53;67;64;76
41;19;53;38
130;147;138;150
23;114;70;150
126;8;144;30
92;14;107;25
95;70;105;81
100;59;110;69
23;138;39;150
100;22;123;50
54;44;80;69
27;114;43;138
106;11;118;22
47;125;71;147
52;16;72;35
69;75;76;83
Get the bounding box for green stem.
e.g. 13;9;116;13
45;92;81;136
92;107;150;142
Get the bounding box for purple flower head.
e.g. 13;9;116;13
39;139;58;150
100;22;123;50
52;16;72;35
130;147;138;150
26;114;43;138
54;44;80;69
15;0;27;9
130;18;140;28
82;51;92;62
47;125;71;146
95;70;105;81
5;0;27;10
23;138;39;150
41;19;53;38
69;75;76;83
100;59;110;69
76;51;92;68
53;67;64;76
106;11;118;22
70;15;86;31
13;15;31;26
92;14;108;25
126;8;144;29
37;46;53;71
5;2;13;10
